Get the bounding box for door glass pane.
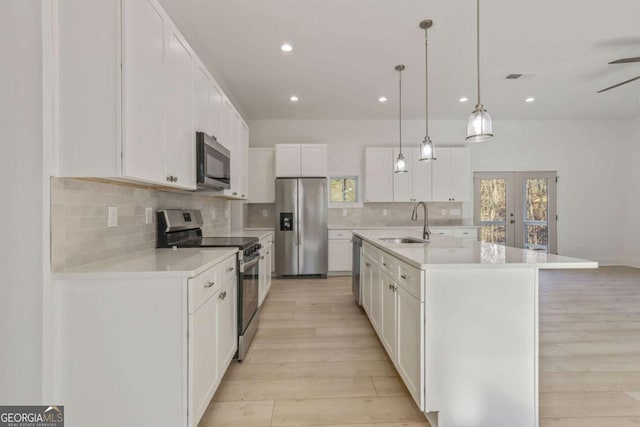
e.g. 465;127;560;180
523;178;549;251
479;179;507;244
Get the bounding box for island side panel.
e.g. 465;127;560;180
424;268;538;427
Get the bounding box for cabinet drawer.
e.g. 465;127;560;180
397;260;421;300
431;228;453;237
219;255;238;286
189;266;219;313
363;242;380;263
380;252;397;276
453;228;477;240
329;230;352;240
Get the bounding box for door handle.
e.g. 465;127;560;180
205;281;215;288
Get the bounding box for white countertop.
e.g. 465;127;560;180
354;230;598;270
329;225;478;230
54;248;238;279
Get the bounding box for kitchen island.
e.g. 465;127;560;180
354;231;597;427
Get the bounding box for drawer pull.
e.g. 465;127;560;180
365;262;371;267
226;267;234;272
219;290;227;300
382;262;389;267
260;256;265;260
388;283;394;290
400;274;408;280
205;281;215;288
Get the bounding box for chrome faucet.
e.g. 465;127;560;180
411;201;431;241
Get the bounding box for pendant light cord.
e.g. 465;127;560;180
425;27;429;138
476;0;481;105
399;67;403;154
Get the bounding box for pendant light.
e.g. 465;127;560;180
394;64;408;173
466;0;493;142
418;19;436;161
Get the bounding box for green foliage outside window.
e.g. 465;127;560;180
330;177;358;203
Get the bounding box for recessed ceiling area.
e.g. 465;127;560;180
159;0;640;120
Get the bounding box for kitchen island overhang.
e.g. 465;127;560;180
353;230;597;427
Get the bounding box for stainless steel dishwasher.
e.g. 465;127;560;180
352;235;362;305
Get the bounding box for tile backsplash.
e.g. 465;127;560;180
245;202;464;229
51;178;231;271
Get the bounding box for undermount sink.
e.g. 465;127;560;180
379;237;428;244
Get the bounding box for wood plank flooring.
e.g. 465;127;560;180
199;266;640;427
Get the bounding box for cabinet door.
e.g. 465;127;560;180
431;147;452;201
165;27;195;189
397;285;423;408
219;97;234;150
275;144;301;177
380;274;397;359
210;83;223;140
413;149;433;202
450;147;471;201
194;63;210;135
365;148;394;202
122;0;166;184
249;148;275;203
361;256;373;315
189;294;218;425
258;250;267;306
300;144;327;177
328;240;352;272
229;109;243;194
217;276;237;374
264;243;272;297
370;263;382;333
393;147;413;202
241;122;250;198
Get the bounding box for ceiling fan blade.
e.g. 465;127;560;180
597;75;640;93
609;57;640;64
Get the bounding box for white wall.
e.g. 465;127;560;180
624;115;640;267
250;119;629;264
0;0;44;402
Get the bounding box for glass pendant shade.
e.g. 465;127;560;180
466;104;493;142
418;136;435;161
395;153;408;173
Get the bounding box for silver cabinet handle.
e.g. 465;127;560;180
382;262;389;267
219;290;227;300
205;281;215;288
260;256;265;260
400;274;408;280
365;262;371;267
226;267;234;272
388;283;394;290
233;192;237;196
266;251;270;255
394;284;398;291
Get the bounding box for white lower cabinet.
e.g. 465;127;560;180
329;230;353;273
54;252;238;427
380;273;397;360
258;234;273;306
361;242;424;411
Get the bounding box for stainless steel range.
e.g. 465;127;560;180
157;209;260;361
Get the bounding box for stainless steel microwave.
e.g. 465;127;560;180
196;132;230;190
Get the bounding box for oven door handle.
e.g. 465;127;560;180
241;255;260;271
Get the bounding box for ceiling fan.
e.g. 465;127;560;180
597;57;640;93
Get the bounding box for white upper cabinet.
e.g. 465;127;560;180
164;27;195;189
275;144;302;177
121;0;166;184
392;148;432;202
365;148;394;202
240;122;250;198
54;0;248;193
249;149;275;203
275;144;327;177
431;147;470;201
300;145;328;177
194;62;211;136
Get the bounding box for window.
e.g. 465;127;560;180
330;176;358;203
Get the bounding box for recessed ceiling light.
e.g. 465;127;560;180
459;97;469;103
378;96;388;103
280;43;293;52
525;97;535;103
289;95;299;102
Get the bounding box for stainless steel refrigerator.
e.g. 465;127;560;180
275;178;328;278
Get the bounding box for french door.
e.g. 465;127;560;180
473;172;557;253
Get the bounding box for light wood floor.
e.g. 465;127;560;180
199;266;640;427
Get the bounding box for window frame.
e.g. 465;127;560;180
328;175;363;208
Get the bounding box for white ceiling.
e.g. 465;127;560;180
159;0;640;120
